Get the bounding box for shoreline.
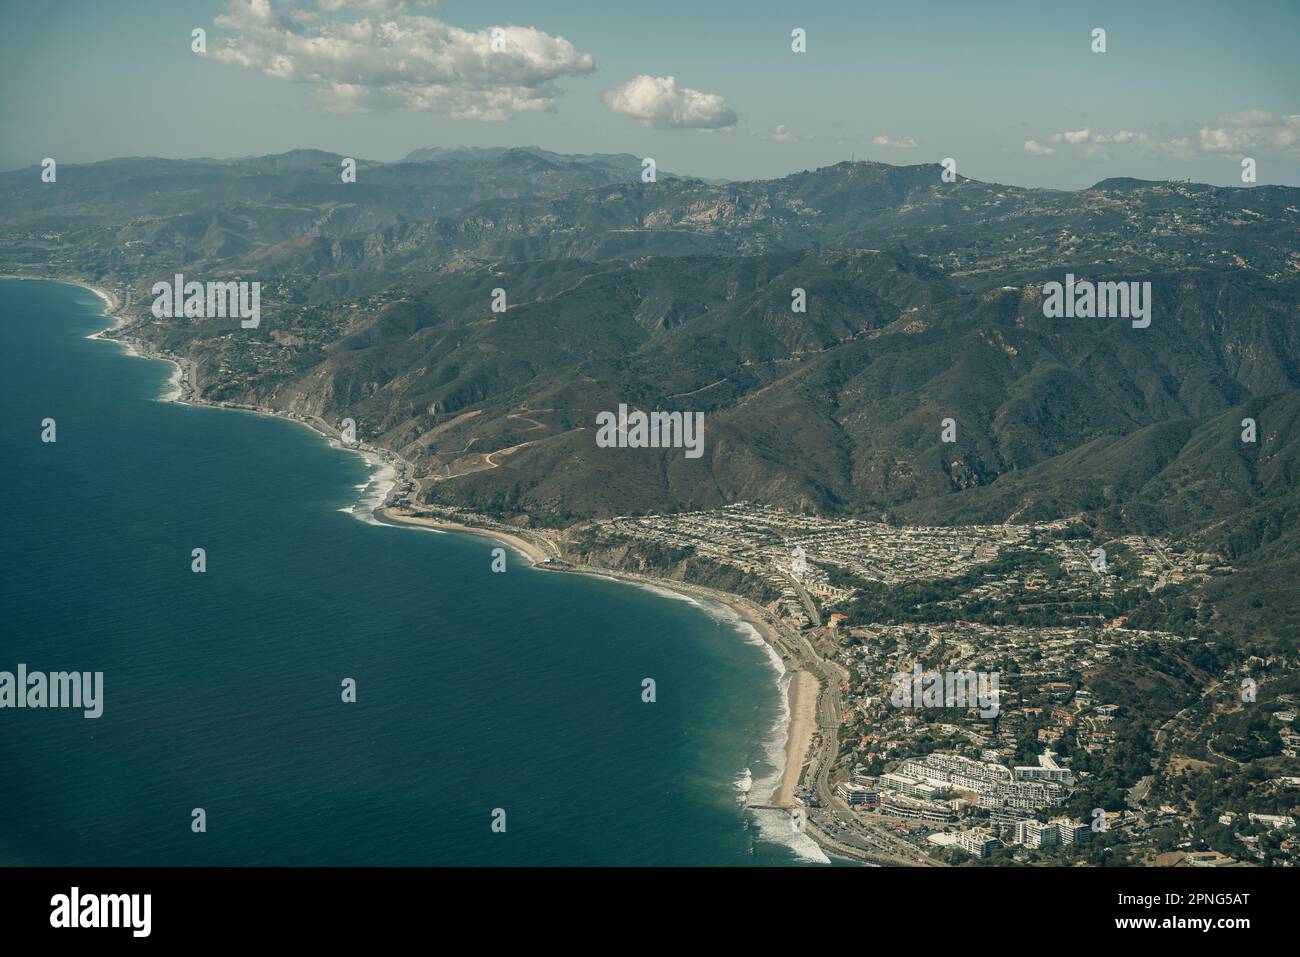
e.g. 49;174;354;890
33;273;832;858
1;274;120;313
19;274;422;510
554;561;824;813
376;507;556;566
376;503;823;813
1;274;120;317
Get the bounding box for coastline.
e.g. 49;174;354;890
374;503;824;813
19;274;422;510
554;559;825;813
376;507;556;566
34;273;831;858
1;274;120;317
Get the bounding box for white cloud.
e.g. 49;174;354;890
1216;109;1274;127
871;134;917;149
208;0;596;119
771;124;797;142
1045;128;1148;146
604;75;737;130
1093;130;1144;144
1199;113;1299;153
1199;127;1251;151
1030;111;1300;158
1053;129;1092;145
315;0;414;12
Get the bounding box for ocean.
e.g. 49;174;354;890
0;278;828;866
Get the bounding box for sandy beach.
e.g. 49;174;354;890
376;507;555;566
728;605;821;806
773;669;820;806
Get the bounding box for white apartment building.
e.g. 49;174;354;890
958;829;1002;858
1014;819;1061;848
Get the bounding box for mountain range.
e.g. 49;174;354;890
2;147;1296;648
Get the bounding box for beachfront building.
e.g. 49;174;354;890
957;829;1002;858
897;753;1015;792
880;771;942;801
835;782;878;806
878;794;956;824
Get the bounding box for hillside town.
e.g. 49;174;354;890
588;502;1299;866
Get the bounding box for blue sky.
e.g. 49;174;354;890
2;0;1297;187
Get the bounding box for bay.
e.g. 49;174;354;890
0;278;824;866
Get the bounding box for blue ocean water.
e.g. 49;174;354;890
0;279;826;866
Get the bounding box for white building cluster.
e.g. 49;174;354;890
870;750;1080;833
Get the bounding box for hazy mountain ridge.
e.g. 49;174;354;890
6;152;1294;286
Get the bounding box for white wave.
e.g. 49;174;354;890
86;326;126;345
157;364;183;402
748;807;832;864
734;767;753;803
389;523;447;535
733;617;787;677
750;671;792;808
698;603;825;861
695;604;791;814
607;583;815;859
84;323;187;403
342;459;397;525
626;588;809;859
628;581;701;605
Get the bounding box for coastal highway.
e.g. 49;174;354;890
786;622;946;867
792;579;822;629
